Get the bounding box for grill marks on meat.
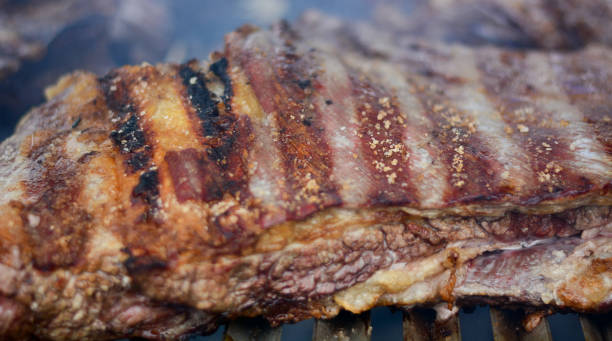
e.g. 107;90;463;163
102;68;161;220
102;71;151;173
405;70;506;205
476;50;577;200
173;63;250;204
0;71;222;340
179;65;221;138
209;57;233;110
293;13;611;211
231;27;341;220
23;134;90;271
301;47;372;207
238;20;610;217
19;74;117;271
349;75;417;205
266;27;342;219
227;29;290;226
353;60;453;207
475;49;606;202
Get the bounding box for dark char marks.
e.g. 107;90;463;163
101;72;151;173
110;114;146;154
174;65;252;205
132;170;160;207
179;65;221;137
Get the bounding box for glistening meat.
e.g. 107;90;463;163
0;11;610;340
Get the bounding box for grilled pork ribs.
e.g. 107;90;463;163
0;10;610;340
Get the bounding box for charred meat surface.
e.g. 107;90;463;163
0;12;610;341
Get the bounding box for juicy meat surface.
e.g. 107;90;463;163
0;11;610;340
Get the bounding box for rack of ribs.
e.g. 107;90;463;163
0;10;610;341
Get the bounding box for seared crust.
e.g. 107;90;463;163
0;13;610;340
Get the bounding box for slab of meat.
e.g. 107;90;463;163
0;11;610;340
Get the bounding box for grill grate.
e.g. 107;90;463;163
221;309;612;341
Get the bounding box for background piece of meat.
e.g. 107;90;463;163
0;0;171;78
376;0;612;49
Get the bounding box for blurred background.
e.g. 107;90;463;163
0;1;599;340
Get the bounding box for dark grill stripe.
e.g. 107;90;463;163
349;74;418;206
176;64;252;203
179;65;221;137
24;133;87;271
271;41;342;218
100;71;152;173
239;31;341;219
357;61;453;208
100;69;160;216
306;51;373;208
22;75;114;270
389;61;505;206
132;169;160;206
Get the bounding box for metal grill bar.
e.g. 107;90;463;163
579;314;612;341
403;309;461;341
224;317;282;341
581;316;604;341
489;308;552;341
221;310;611;341
313;310;371;341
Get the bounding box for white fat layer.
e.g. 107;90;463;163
334;236;612;313
249;119;286;211
382;271;450;307
314;52;371;206
242;32;288;214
